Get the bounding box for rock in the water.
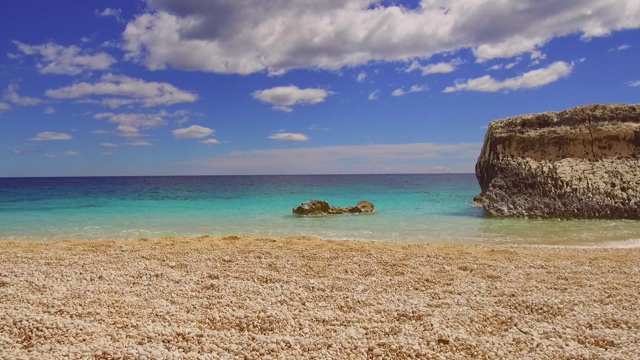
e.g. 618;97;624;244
292;200;332;215
475;103;640;219
293;200;376;215
348;200;375;213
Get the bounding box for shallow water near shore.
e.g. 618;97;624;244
0;174;639;246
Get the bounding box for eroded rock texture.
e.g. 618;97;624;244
293;200;376;216
476;104;640;219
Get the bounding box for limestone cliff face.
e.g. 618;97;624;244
476;104;640;219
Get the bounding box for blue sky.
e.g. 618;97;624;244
0;0;638;176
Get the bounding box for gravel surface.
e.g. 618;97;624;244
1;236;639;359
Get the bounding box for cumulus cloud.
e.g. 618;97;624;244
45;73;198;108
200;139;221;145
95;111;168;137
444;61;573;93
628;80;640;87
122;0;639;75
356;72;367;82
368;90;379;101
44;106;56;115
30;132;72;141
13;41;115;75
172;125;214;139
252;86;330;112
191;142;481;174
269;133;309;142
1;84;42;111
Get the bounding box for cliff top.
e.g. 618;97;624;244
489;104;640;132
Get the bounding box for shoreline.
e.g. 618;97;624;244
1;236;639;359
3;234;640;249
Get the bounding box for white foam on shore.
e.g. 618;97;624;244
603;238;640;248
514;238;640;249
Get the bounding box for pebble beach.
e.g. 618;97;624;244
1;236;639;359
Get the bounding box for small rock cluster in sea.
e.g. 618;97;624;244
293;200;376;215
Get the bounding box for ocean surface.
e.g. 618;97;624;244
1;174;639;247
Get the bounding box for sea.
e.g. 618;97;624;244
1;174;639;247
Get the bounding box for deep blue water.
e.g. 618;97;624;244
1;174;639;246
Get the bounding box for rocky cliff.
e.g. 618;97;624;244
476;104;640;219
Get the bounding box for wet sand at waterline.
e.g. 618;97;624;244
1;236;638;359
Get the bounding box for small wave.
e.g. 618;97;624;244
603;238;640;248
512;238;640;249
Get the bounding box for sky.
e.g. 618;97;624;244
0;0;638;177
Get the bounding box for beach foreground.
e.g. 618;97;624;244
1;236;638;359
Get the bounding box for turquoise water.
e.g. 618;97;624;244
1;174;639;246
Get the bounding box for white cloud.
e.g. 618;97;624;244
269;133;309;142
611;44;630;51
628;80;640;87
530;51;546;60
97;8;123;22
30;132;72;141
190;142;481;174
44;106;56;115
405;61;421;73
252;86;330;112
368;90;380;100
356;72;367;82
444;61;573;93
11;149;32;156
95;111;168;137
13;41;115;75
122;0;640;74
487;58;521;71
407;61;457;75
422;62;456;75
0;84;42;111
200;139;221;145
172;125;214;139
391;88;405;97
392;85;425;96
99;143;119;147
45;73;198;108
64;151;79;156
128;141;152;146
